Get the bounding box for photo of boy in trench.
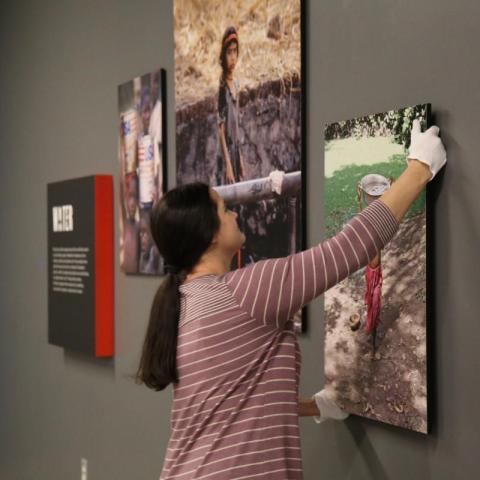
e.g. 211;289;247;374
323;104;430;433
118;68;167;275
174;0;305;330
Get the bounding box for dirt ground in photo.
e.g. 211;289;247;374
174;0;301;106
324;210;427;433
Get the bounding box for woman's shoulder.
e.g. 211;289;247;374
218;261;267;292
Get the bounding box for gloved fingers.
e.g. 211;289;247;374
425;125;440;136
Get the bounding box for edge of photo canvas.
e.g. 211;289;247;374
299;0;307;333
424;102;435;435
160;68;168;197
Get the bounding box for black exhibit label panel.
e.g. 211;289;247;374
47;175;114;357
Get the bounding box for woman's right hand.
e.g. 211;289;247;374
379;119;447;224
407;119;447;181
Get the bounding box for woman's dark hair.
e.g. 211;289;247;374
134;182;221;391
219;26;239;80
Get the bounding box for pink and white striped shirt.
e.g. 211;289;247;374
159;199;399;479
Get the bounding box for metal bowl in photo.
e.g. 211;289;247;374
359;174;391;205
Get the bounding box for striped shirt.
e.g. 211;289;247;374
159;199;399;479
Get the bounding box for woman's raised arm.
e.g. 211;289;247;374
222;119;447;330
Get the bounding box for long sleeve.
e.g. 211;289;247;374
222;199;400;330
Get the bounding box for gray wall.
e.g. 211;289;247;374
1;0;479;478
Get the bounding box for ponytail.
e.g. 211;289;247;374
133;182;220;391
134;271;186;390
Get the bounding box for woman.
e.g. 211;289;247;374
136;120;446;479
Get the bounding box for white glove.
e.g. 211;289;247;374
407;119;447;181
269;169;285;195
312;388;349;424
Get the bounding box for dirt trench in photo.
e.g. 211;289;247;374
176;75;302;262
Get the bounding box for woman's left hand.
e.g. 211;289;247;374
311;388;349;424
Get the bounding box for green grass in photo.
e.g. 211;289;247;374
324;138;425;237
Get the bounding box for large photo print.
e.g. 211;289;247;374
174;0;305;331
118;68;167;275
323;104;430;433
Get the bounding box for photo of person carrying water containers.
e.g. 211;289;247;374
118;68;167;275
